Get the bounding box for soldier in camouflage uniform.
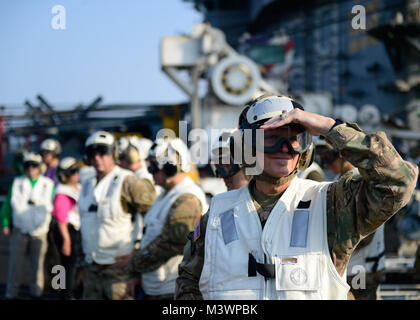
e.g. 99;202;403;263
175;94;418;300
122;137;208;300
79;131;157;300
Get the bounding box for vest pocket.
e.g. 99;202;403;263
98;200;114;221
221;208;238;245
273;253;322;298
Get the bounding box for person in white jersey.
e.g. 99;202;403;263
78;131;157;300
5;152;55;299
175;93;418;300
121;136;208;300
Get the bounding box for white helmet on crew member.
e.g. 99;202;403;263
239;94;314;183
40;138;61;156
147;137;191;177
84;131;118;164
23;152;43;166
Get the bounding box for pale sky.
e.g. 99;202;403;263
0;0;202;108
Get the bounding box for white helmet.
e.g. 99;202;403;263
85;131;118;162
117;136;130;153
238;94;315;185
59;157;78;170
134;138;153;161
85;131;115;148
57;157;79;183
245;95;297;125
148;137;191;176
23;152;42;165
40;138;61;155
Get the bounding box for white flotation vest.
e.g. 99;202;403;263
141;176;208;296
78;166;135;265
10;175;54;237
54;183;81;230
132;166;163;244
347;224;385;275
199;177;350;300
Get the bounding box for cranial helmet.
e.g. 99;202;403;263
239;94;314;183
40;139;61;156
84;131;118;164
23;152;43;165
147;137;191;177
57;157;79;184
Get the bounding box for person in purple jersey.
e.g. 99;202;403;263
40;138;62;186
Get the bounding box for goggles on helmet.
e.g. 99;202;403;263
40;150;52;156
242;121;312;154
260;124;311;154
241;96;311;154
23;161;40;170
63;166;79;176
86;144;112;159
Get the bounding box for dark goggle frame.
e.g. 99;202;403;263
241;121;312;154
86;144;113;159
40;150;52;156
23;161;40;169
60;166;79;176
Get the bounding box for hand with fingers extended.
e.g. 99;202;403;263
260;108;336;137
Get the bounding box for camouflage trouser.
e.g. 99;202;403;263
83;262;130;300
347;270;385;300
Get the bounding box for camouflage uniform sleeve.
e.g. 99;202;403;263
120;175;156;215
175;211;209;300
128;193;203;275
325;122;418;276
